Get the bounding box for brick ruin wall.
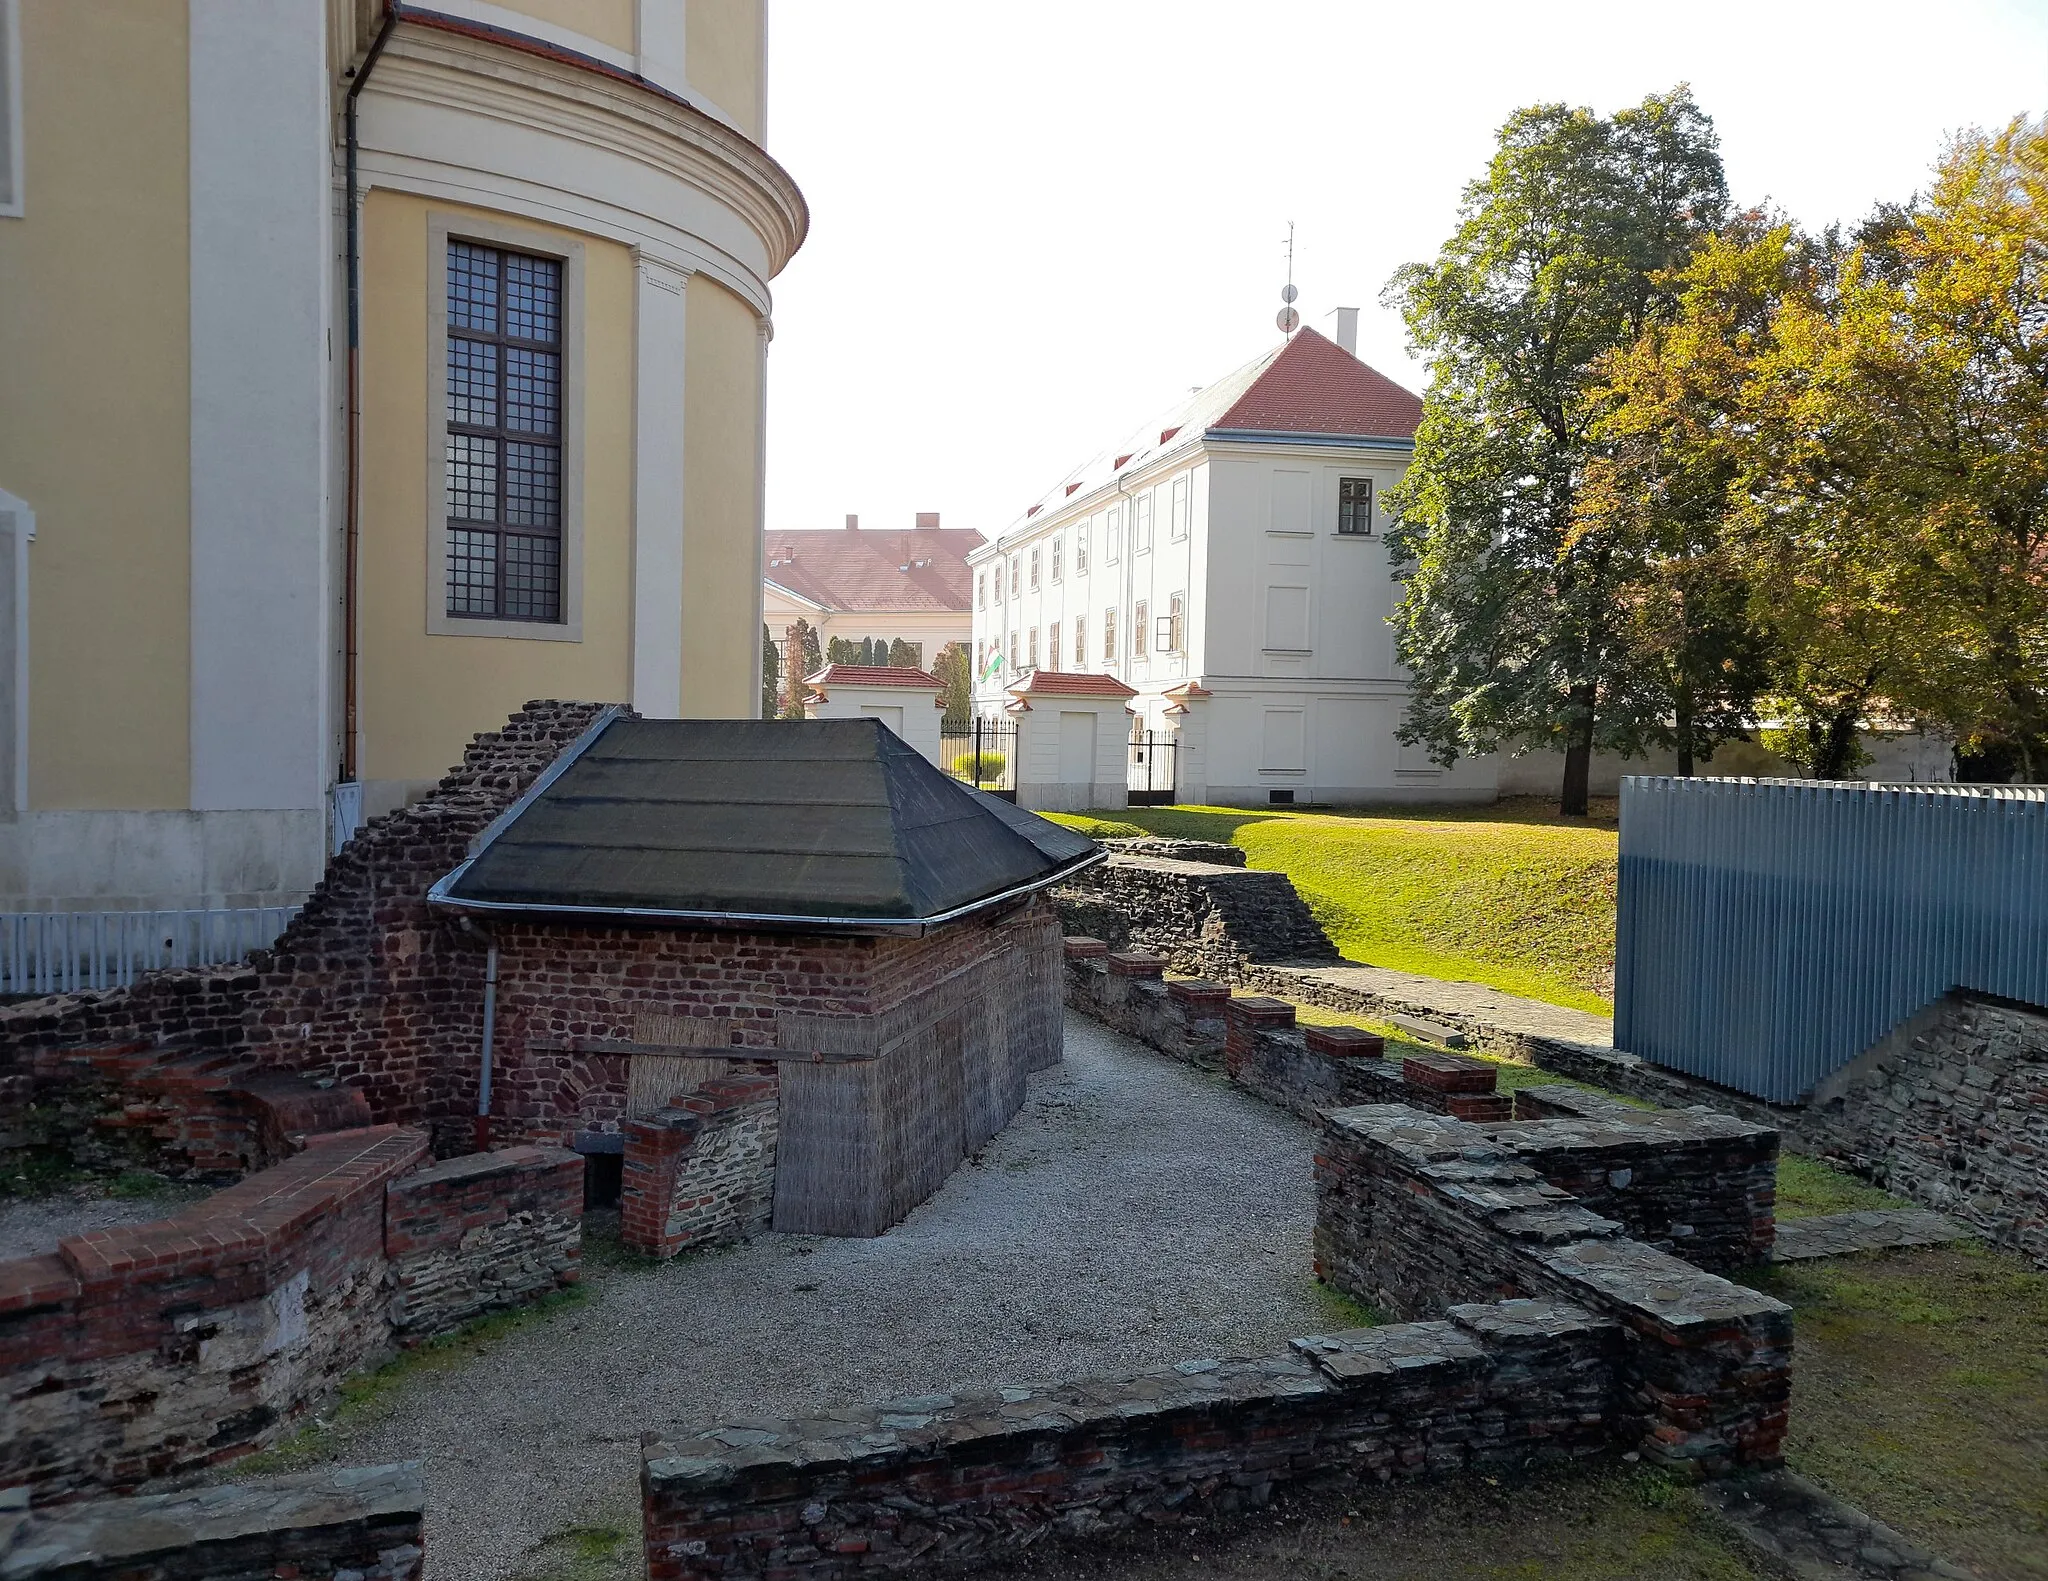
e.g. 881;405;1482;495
0;1127;580;1507
632;942;1790;1578
622;1073;780;1259
1051;853;1338;979
1062;941;1776;1273
0;702;619;1170
1311;1104;1791;1477
0;1463;426;1579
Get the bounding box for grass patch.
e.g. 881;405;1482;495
1737;1243;2048;1579
1040;811;1151;840
1080;800;1617;1013
233;1285;590;1476
515;1520;636;1581
1309;1278;1382;1331
1773;1152;1913;1220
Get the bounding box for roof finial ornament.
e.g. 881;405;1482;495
1276;220;1300;337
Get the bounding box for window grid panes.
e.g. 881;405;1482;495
1074;617;1087;666
1338;476;1373;536
445;240;563;622
1103;607;1116;661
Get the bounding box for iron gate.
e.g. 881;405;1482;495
1127;730;1177;806
940;716;1018;802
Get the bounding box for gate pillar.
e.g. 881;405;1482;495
1162;682;1211;807
1004;671;1137;812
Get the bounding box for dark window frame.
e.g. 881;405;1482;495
445;240;565;623
1337;476;1374;536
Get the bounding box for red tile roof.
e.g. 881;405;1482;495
1007;670;1138;699
1212;327;1422;439
804;663;942;689
763;527;985;613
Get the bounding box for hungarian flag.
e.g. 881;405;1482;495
979;650;1005;683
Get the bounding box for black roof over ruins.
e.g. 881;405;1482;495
428;713;1100;932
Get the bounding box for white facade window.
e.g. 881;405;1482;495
1048;620;1060;665
1133;599;1148;659
1051;536;1062;583
1074;616;1086;666
1102;606;1116;660
0;0;20;218
1170;475;1190;541
1076;523;1090;574
977;570;986;609
994;561;1004;601
1029;547;1040;590
1159;591;1184;653
1134;494;1154;552
1107;504;1123;564
1009;631;1018;670
1011;555;1021;593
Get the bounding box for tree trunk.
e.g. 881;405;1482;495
1815;710;1861;780
1560;691;1597;817
1675;703;1695;777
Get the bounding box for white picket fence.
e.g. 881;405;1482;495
0;904;305;997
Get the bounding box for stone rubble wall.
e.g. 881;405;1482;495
0;1128;581;1505
622;1073;781;1259
1527;993;2047;1271
1051;855;1338;980
641;1298;1624;1580
1313;1104;1791;1478
1097;837;1247;867
383;1146;583;1338
0;1462;425;1578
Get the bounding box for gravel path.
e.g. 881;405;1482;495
0;1183;211;1262
322;1011;1327;1579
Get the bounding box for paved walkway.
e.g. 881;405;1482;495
1256;961;1615;1051
317;1012;1327;1581
1772;1208;1973;1262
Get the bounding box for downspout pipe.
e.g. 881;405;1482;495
461;917;499;1151
342;5;399;786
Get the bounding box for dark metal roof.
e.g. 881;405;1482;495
428;716;1100;932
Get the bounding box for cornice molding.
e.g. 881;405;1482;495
368;22;808;279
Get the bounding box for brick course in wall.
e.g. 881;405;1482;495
0;1129;581;1505
621;1074;780;1259
641;1298;1625;1580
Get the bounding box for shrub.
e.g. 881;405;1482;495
949;749;1007;781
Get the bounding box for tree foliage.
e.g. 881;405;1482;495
1384;86;1729;813
931;641;971;728
782;619;822;719
761;623;779;721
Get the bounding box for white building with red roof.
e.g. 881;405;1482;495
968;322;1496;807
763;514;984;704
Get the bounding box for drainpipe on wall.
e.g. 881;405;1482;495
341;5;399;787
461;917;499;1152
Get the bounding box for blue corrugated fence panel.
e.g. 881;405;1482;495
1615;777;2048;1102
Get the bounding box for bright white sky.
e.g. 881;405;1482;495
761;0;2048;542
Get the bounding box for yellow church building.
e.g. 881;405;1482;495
0;0;805;918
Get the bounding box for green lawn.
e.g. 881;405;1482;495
1047;799;1618;1013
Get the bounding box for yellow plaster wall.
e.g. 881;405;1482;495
681;276;763;717
356;191;633;785
687;0;764;140
490;0;636;53
0;2;191;811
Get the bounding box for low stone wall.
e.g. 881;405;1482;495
642;1297;1624;1580
0;1128;582;1504
384;1146;583;1338
1097;836;1246;867
0;1462;425;1578
622;1073;780;1259
1051;855;1337;980
1314;1105;1791;1477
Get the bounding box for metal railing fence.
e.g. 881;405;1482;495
1614;777;2048;1103
940;717;1018;797
0;904;305;998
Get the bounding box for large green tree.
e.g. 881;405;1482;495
1384;86;1728;813
761;623;780;720
930;641;971;729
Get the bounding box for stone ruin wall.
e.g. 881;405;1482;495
636;940;1791;1580
0;1125;580;1509
1051;848;1338;980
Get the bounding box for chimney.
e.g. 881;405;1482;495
914;512;940;530
844;513;858;531
1328;306;1359;356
